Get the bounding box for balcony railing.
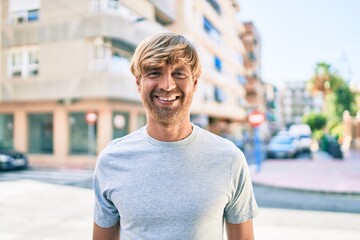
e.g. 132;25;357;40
89;0;141;22
9;9;39;24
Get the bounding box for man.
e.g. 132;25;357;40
93;32;259;240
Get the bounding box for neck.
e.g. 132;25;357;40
146;119;193;142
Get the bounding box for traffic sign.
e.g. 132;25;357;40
248;110;265;127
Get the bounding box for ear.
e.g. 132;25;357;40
193;79;198;91
136;78;141;92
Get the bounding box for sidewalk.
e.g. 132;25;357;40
1;180;360;240
250;150;360;194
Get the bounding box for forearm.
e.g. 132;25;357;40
92;222;120;240
226;220;255;240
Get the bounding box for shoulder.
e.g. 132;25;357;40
193;125;246;164
96;127;146;165
195;125;239;150
105;127;144;151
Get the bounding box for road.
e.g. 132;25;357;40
0;168;93;189
1;167;360;214
1;167;360;240
254;184;360;213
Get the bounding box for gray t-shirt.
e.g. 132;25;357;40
93;124;259;239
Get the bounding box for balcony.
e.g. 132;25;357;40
9;9;40;24
0;71;140;103
149;0;176;24
2;8;166;48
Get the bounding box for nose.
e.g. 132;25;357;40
159;72;176;91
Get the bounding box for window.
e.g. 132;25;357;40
214;56;222;72
8;49;39;78
28;50;39;76
69;112;97;155
237;75;247;84
0;114;14;148
9;0;40;24
214;87;226;103
92;39;131;73
108;0;119;10
27;9;39;22
203;17;221;43
10;52;22;77
113;112;129;139
206;0;221;15
28;113;53;154
248;52;256;62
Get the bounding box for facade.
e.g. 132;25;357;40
281;81;322;127
240;21;265;111
264;82;279;134
0;0;250;169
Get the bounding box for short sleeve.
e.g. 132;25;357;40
224;150;259;224
93;154;120;228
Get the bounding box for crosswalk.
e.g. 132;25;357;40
0;168;94;188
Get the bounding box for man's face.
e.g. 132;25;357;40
136;64;198;126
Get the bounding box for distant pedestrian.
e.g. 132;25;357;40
92;32;259;240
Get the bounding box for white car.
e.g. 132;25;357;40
289;124;312;152
298;134;312;152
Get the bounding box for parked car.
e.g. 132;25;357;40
266;135;298;159
288;124;312;152
298;134;312;152
0;140;29;170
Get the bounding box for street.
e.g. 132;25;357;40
254;184;360;213
1;164;360;240
2;168;360;214
0;168;93;189
0;153;360;240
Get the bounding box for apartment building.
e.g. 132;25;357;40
0;0;249;168
281;81;323;127
240;21;265;110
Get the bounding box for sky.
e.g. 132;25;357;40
238;0;360;87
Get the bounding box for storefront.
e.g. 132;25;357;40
0;99;145;169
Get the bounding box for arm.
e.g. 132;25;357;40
226;220;255;240
93;222;120;240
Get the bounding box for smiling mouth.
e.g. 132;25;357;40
155;96;180;102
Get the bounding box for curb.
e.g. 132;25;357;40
252;181;360;196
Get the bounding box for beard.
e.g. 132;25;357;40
141;88;193;126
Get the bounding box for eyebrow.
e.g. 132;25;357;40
142;65;162;73
172;66;190;72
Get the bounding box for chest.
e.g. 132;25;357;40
109;156;231;225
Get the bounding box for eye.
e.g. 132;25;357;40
146;71;161;79
172;71;187;79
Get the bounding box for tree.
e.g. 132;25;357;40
308;62;345;95
308;62;346;113
334;84;356;119
303;113;327;132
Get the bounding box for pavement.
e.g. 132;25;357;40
1;180;360;240
1;149;360;239
249;149;360;195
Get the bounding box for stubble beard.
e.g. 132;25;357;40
142;89;193;126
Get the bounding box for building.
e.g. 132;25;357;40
240;21;265;110
281;81;322;127
0;0;249;168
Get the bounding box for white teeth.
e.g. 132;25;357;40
158;96;177;101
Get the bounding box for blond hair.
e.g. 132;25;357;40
130;32;201;79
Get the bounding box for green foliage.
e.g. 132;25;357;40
309;62;346;94
303;113;327;132
307;61;357;139
334;84;356;118
329;123;344;139
325;93;338;121
312;129;324;141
